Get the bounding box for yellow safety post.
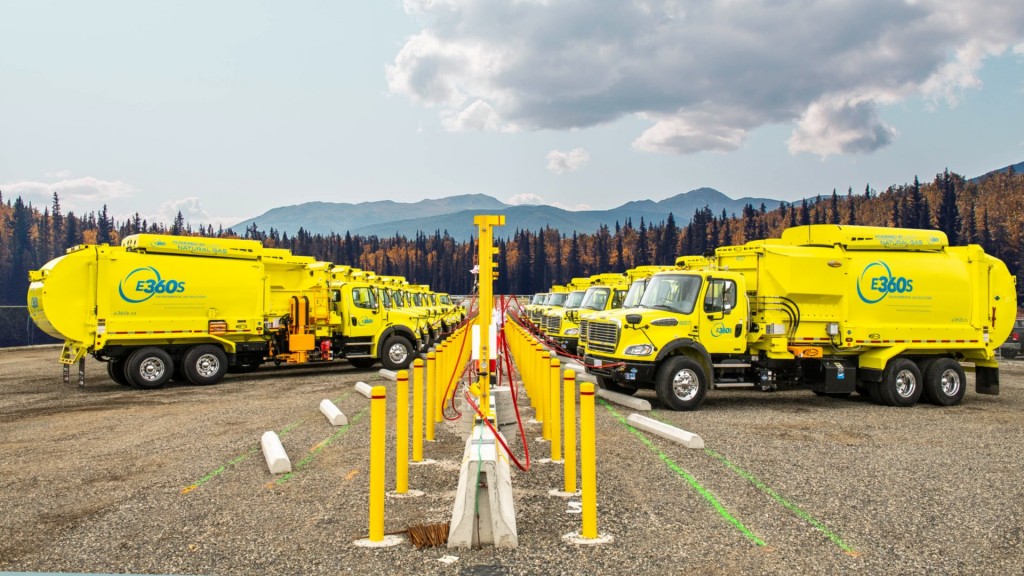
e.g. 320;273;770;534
395;370;409;494
580;381;597;539
368;385;387;541
425;350;437;440
435;343;446;423
549;355;561;461
540;345;551;440
564;369;577;494
411;358;424;462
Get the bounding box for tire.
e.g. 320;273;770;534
125;347;174;389
597;376;638;396
348;357;377;369
182;345;228;386
877;358;922;407
1005;349;1019;359
381;335;414;371
655;356;708;411
106;358;131;386
922;358;966;406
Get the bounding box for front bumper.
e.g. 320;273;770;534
583;353;657;385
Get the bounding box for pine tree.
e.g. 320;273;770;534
51;193;64;257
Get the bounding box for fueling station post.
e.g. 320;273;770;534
449;214;519;549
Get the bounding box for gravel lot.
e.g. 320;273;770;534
1;345;1023;575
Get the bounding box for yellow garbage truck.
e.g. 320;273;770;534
27;234;422;388
582;225;1017;410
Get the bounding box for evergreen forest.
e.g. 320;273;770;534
2;168;1022;336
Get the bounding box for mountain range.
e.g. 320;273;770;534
230;187;782;241
229;161;1023;241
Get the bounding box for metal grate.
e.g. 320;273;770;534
586;320;619;353
545;315;562;334
579;319;589;343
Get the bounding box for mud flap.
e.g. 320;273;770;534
975;366;999;395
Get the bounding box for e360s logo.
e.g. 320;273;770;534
857;261;913;304
118;267;186;303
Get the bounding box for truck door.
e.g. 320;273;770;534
699;276;748;354
344;285;383;339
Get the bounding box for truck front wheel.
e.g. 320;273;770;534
922;358;966;406
877;358;922;407
182;345;228;386
381;335;414;371
655;357;708;411
126;347;173;389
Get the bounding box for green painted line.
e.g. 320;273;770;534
704;448;858;556
271;408;368;486
181;417;306;494
599;399;766;547
643;413;857;556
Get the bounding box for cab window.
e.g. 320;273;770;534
703;279;737;314
352;286;378;310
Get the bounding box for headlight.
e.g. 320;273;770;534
624;344;654;356
565;328;579;336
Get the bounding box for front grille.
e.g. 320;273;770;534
579;319;589;344
545;315;562;334
586;320;619;353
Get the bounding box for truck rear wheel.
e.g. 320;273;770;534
182;345;228;386
655;356;708;411
922;358;966;406
381;335;414;371
106;358;131;386
877;358;922;407
126;347;173;389
597;376;638;396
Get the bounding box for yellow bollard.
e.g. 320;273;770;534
368;385;387;541
580;381;597;539
564;369;577;494
412;358;424;462
395;370;409;494
435;343;446;423
549;356;561;461
426;351;437;441
540;345;551;440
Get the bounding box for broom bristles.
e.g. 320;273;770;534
406;521;450;548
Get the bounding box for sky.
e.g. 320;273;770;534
1;0;1022;230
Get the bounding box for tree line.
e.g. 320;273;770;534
2;168;1022;309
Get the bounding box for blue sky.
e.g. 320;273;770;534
1;0;1022;229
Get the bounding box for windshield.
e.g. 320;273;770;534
622;280;647;308
531;294;547;305
564;290;586;308
581;287;611;311
381;290;393;309
638;274;702;314
547;293;568;307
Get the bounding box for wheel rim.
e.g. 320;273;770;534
195;353;221;378
671;368;700;402
388;343;409;365
895;368;918;398
939;368;962;397
139;357;167;382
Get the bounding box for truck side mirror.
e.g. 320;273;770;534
625;313;642;325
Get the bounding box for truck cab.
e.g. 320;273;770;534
583;269;749;409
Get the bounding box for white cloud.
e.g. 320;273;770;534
546;147;590;174
388;0;1024;155
0;176;139;210
507;192;589;210
787;97;899;157
507;193;545;206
